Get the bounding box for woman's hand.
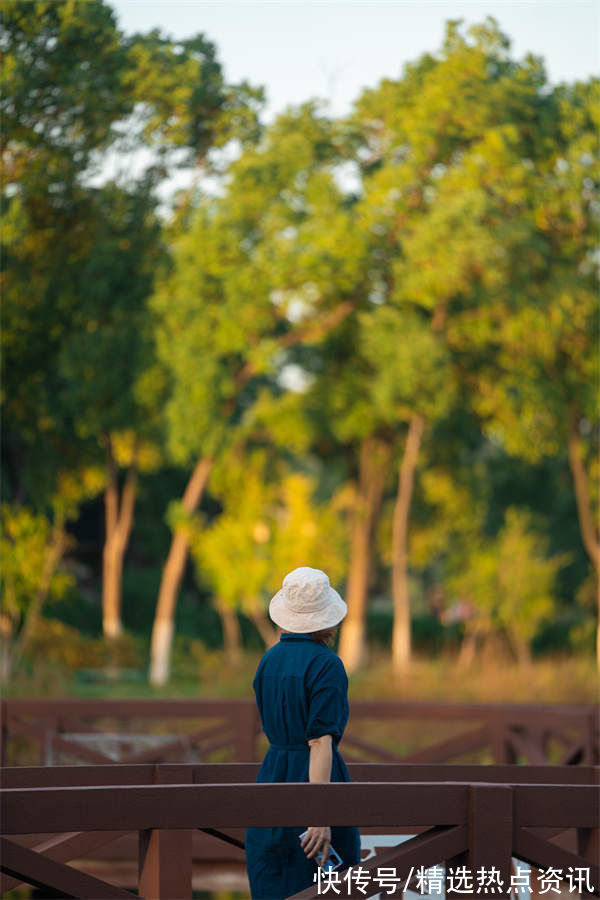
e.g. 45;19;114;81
300;825;331;866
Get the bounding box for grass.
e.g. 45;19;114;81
347;646;598;704
7;643;598;704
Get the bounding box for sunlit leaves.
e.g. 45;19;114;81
188;454;347;615
0;503;75;631
360;307;455;422
446;507;569;651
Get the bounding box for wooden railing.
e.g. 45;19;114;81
1;763;598;899
2;698;598;766
1;698;258;766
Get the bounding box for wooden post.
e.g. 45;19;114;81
1;722;7;767
586;708;600;765
137;764;194;899
138;829;192;900
491;720;518;764
43;717;54;766
234;703;259;762
446;783;513;900
578;766;600;870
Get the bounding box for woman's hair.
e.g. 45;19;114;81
280;625;339;645
309;624;339;645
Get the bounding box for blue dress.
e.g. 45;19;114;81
245;632;362;900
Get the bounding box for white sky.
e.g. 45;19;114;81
110;0;599;122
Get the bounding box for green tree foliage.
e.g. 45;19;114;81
2;0;262;500
445;507;569;666
2;0;263;644
0;465;104;682
1;0;262;451
187;449;348;658
121;29;263;164
2;0;128;183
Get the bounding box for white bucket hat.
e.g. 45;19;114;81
269;566;347;633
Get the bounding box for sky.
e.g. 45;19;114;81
110;0;599;122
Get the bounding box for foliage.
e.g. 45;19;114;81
445;506;569;658
23;618;144;669
188;449;348;616
0;505;74;633
1;0;263;509
0;465;105;676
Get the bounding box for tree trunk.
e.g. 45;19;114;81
0;611;12;686
457;624;479;670
391;412;426;674
249;607;278;649
512;635;533;669
102;439;138;640
149;455;213;685
216;600;242;664
566;410;600;669
338;435;391;674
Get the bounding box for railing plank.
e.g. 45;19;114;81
398;725;490;764
1;782;469;833
505;727;549;765
514;827;600;893
0;836;138;899
0;830;129;893
515;784;599;827
2;761;597;788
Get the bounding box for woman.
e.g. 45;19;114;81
245;566;362;899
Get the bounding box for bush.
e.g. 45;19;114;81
23;618;144;670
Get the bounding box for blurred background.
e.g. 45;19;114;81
2;0;599;708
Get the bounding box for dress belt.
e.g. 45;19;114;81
269;742;339;751
269;742;309;750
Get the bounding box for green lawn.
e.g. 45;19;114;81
7;644;598;704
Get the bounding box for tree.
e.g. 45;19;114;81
2;0;263;640
53;180;164;637
349;16;585;671
445;507;568;667
357;306;454;671
2;0;131;512
437;76;600;662
147;102;380;683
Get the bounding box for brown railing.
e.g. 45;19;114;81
2;698;598;766
1;763;598;899
1;698;259;766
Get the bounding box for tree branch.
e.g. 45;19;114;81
234;297;356;392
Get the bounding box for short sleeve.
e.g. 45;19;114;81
304;654;348;743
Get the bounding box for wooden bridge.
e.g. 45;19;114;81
1;699;598;898
1;762;598;899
